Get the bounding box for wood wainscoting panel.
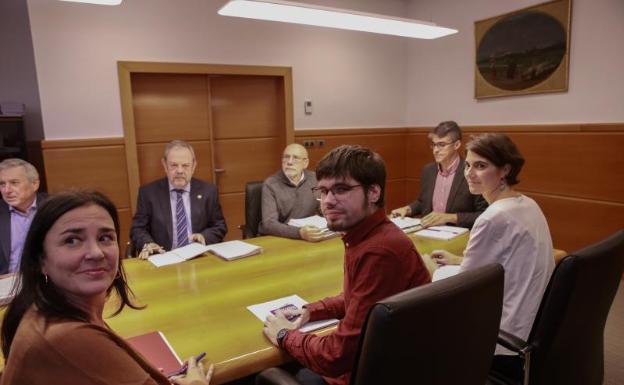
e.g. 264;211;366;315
295;132;407;181
213;138;282;194
211;75;285;140
405;133;432;179
43;144;130;209
527;192;624;253
137;141;214;185
385;179;406;212
132;73;211;143
118;208;132;255
510;132;624;203
219;192;245;241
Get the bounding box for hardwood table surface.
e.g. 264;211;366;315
104;231;469;384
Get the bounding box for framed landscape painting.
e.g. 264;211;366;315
474;0;572;99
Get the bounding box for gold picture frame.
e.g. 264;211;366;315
474;0;572;99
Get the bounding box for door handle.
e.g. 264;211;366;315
214;168;225;173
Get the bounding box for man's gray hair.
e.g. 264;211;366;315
0;158;39;181
163;140;196;161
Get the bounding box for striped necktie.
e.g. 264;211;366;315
174;189;189;247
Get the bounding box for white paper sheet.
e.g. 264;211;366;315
247;294;339;333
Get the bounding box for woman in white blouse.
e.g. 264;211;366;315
431;133;554;380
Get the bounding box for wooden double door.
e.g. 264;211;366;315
121;63;293;240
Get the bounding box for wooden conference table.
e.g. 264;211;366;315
106;232;468;384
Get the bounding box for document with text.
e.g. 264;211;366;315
148;240;263;267
247;294;339;333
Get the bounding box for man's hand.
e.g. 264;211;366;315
391;206;411;218
299;225;325;242
189;233;206;245
138;242;165;259
430;249;463;266
263;307;310;346
170;357;213;385
421;212;457;228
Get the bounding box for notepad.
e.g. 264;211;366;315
148;242;211;267
126;331;183;377
287;215;339;240
207;240;262;261
0;274;17;305
247;294;339;333
415;225;469;240
390;216;422;233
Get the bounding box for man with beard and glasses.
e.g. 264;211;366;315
262;145;431;385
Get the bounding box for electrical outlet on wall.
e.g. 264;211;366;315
304;100;313;115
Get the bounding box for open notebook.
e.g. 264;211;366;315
247;294;338;333
287;215;339;240
390;216;422;233
148;240;262;267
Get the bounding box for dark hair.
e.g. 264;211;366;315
315;145;386;207
466;133;525;185
1;190;143;359
430;121;462;142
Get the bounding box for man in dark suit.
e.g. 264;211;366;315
131;140;227;259
392;121;487;228
0;159;47;274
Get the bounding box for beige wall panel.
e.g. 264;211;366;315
527;193;624;253
43;145;130;209
213;138;282;194
211;75;285;140
510;133;624;203
296;134;406;180
132;73;210;143
405;133;434;178
219;192;244;241
137;141;213;185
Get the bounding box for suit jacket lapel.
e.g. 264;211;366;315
159;179;174;246
0;204;10;261
446;158;465;212
189;179;202;233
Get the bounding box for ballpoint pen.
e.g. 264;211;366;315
168;352;207;377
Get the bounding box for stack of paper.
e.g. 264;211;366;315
247;294;339;333
207;240;262;261
287;215;338;240
390;216;422;233
415;225;468;240
148;240;263;267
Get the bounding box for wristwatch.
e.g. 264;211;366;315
276;328;289;348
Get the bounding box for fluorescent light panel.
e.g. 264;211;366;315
218;0;457;39
60;0;122;5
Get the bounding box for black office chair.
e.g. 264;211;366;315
257;263;505;385
239;181;263;239
488;229;624;385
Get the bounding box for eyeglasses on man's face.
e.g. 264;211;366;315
312;184;363;200
282;154;307;163
429;140;457;150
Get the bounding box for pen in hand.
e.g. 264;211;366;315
169;352;206;377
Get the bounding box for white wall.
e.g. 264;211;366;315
26;0;410;139
405;0;624;126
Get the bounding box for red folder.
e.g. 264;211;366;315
127;331;183;376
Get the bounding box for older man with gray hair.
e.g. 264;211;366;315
0;158;47;274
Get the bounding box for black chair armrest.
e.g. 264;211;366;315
125;241;136;259
256;368;301;385
497;329;532;355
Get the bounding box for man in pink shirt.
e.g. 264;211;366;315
392;121;487;228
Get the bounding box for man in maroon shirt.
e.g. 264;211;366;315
263;145;431;385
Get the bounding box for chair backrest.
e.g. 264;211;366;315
351;263;504;385
526;229;624;385
243;181;263;239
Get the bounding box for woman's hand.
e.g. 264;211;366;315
170;357;213;385
430;249;463;266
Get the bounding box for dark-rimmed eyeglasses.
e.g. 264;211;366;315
312;184;362;200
